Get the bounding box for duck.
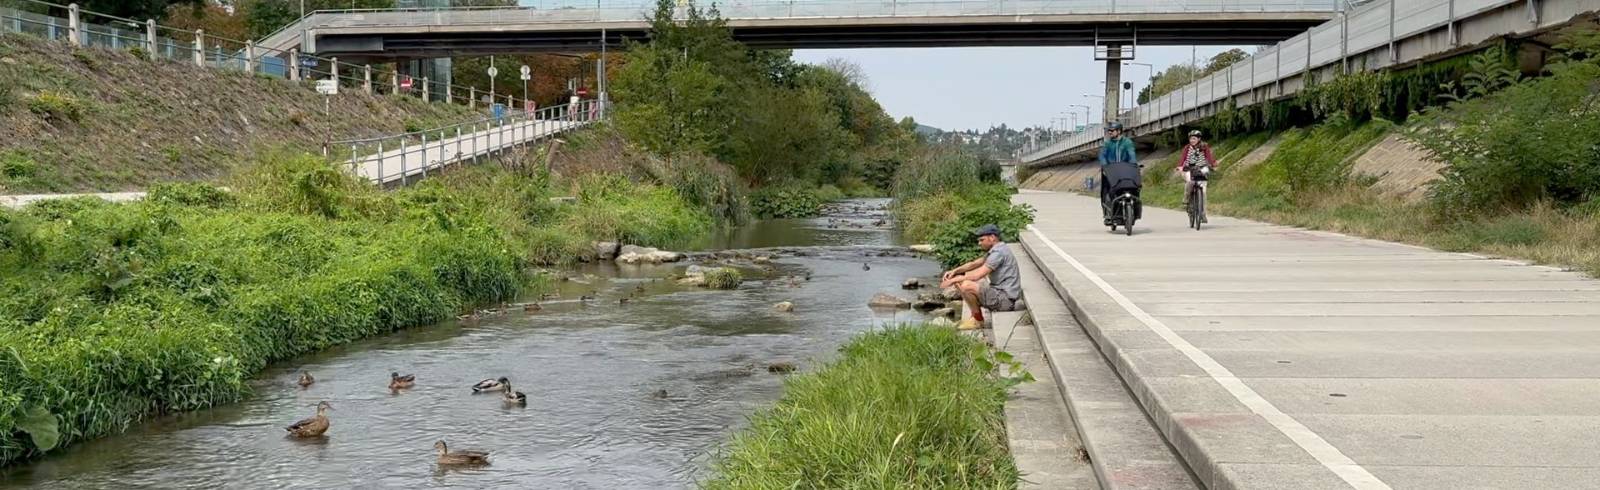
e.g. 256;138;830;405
502;382;527;407
434;440;490;466
579;294;595;303
297;371;315;388
618;297;630;305
284;401;332;437
862;262;871;271
472;377;509;393
524;302;542;312
389;372;416;390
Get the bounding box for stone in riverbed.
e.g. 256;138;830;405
594;241;621;260
941;287;962;301
867;293;910;309
902;278;922;289
930;307;956;319
617;244;684;264
773;301;795;312
766;362;797;374
912;292;945;311
909;244;935;253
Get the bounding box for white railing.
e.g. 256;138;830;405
330;99;604;185
1020;0;1528;164
1;0;542;113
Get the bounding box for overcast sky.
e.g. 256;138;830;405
792;45;1253;133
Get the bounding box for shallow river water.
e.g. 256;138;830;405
0;199;943;489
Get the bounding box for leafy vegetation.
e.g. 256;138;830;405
1137;48;1249;103
893;146;1035;268
705;326;1020;489
750;184;826;219
703;267;743;290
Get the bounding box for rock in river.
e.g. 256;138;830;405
773;301;795;312
617;245;684;264
902;278;922;289
594;241;621;260
909;244;936;253
868;293;911;309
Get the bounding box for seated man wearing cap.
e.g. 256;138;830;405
938;224;1025;330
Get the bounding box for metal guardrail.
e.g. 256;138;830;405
331;99;603;185
1018;0;1525;163
1;0;543;116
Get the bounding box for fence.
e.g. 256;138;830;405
0;0;547;115
1019;0;1530;164
331;99;603;186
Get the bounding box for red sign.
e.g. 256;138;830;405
399;77;413;90
576;88;589;97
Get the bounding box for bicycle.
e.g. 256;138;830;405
1183;164;1210;230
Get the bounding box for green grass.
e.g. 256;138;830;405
896;184;1034;268
704;326;1020;489
704;267;743;290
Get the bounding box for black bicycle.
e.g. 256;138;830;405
1101;162;1142;236
1184;164;1210;230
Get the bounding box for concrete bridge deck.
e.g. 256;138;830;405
1013;189;1600;489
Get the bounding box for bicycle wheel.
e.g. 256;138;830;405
1196;187;1207;230
1187;187;1199;230
1121;200;1135;236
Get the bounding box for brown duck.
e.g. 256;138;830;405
389;372;416;390
434;440;490;466
285;401;332;437
297;372;315;388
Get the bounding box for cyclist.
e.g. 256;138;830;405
1098;122;1137;224
1177;129;1217;218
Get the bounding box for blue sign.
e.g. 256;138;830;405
491;103;505;121
299;56;318;68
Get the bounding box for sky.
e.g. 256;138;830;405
793;45;1253;133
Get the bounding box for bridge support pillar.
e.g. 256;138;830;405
1103;46;1123;125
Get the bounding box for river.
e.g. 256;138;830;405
0;198;945;489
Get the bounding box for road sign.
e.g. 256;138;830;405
577;88;589;97
299;56;317;68
315;79;338;95
399;76;413;90
519;65;531;81
487;66;499;78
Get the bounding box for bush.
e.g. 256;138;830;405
26;91;85;122
565;174;713;248
705;326;1020;488
1;151;38;182
750;183;824;219
704;267;743;290
898;184;1035;268
893;147;983;200
146;182;236;209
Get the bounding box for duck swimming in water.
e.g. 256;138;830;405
472;377;509;393
502;382;527;407
434;440;490;466
389;372;415;390
297;371;315;388
284;401;332;437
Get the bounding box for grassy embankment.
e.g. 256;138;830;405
1136;32;1600;275
0;34;478;193
0;140;729;465
894;148;1035;268
705;326;1021;489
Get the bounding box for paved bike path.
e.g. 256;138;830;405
1014;190;1600;489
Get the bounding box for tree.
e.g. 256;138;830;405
83;0;202;21
163;1;250;42
242;0;394;40
1138;48;1251;104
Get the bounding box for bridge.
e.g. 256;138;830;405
260;1;1340;57
1016;0;1600;168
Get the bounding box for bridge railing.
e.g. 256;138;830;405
329;99;604;185
1020;0;1524;164
1;0;548;118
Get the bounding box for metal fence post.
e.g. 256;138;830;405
456;127;463;163
400;138;409;186
145;19;157;60
470;87;477;109
67;3;81;46
364;65;373;94
422;77;430;102
446;84;454;105
193;29;205;67
376;140;384;183
245;41;257;73
421;131;429;178
288;48;300;81
330;56;339;80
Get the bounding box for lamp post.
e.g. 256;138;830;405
1124;61;1153;106
1070;104;1092;129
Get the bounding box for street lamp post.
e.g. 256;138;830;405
1124;61;1153;107
1070;104;1092;129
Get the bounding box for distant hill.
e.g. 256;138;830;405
913;124;943;137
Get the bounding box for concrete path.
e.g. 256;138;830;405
349;118;584;185
1;191;145;208
1014;190;1600;490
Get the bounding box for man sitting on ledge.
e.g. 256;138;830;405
939;224;1026;330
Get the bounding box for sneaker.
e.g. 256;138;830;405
957;318;982;330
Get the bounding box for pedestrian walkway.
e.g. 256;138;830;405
1013;190;1600;489
350;118;585;185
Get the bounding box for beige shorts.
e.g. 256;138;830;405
979;284;1020;312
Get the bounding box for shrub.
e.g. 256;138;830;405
704;267;743;290
565;174;713;248
147;182;236;209
26;91;85;122
897;184;1035;268
893;147;983;200
750;184;824;219
1;151;38;182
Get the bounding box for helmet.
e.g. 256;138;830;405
1107;122;1124;130
1188;129;1203;138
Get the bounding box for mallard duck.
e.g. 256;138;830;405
502;382;527;407
389;372;416;390
297;371;315;388
472;377;509;393
862;262;871;271
434;440;490;466
523;302;542;312
285;401;332;437
618;297;630;305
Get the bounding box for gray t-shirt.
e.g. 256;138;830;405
985;242;1022;300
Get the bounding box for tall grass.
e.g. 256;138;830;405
704;326;1019;489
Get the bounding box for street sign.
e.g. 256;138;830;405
299;56;317;68
576;88;589;97
519;65;531;81
315;79;338;95
487;66;499;78
399;76;413;90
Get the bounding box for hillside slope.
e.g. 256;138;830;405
0;34;479;193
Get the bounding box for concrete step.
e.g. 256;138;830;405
1011;243;1201;489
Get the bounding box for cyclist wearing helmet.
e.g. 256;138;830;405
1098;122;1137;223
1178;129;1218;211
